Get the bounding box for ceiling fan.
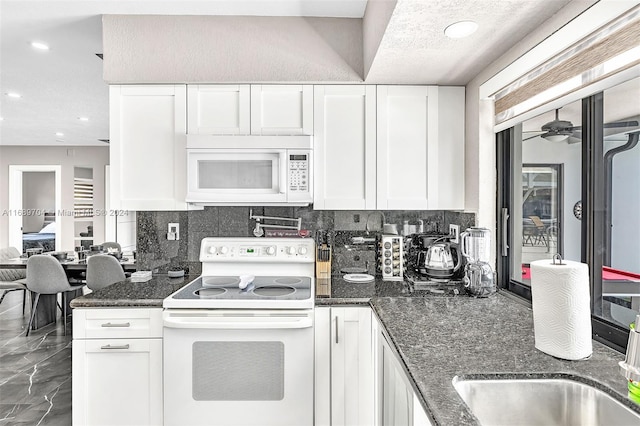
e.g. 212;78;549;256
523;109;639;143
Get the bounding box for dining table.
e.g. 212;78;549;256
0;253;137;331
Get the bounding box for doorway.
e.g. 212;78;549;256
8;165;62;253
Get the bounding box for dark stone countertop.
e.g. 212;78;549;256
69;274;197;308
69;274;636;425
370;293;637;425
316;275;467;305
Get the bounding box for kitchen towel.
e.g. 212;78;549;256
530;259;592;360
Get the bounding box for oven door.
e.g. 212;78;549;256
163;309;314;426
186;149;287;203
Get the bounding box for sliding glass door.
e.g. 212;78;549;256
497;76;640;350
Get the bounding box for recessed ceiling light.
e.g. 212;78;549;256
31;41;49;50
0;117;4;121
6;92;22;98
444;20;478;39
78;117;89;121
55;132;64;137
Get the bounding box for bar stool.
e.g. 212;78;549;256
26;255;84;336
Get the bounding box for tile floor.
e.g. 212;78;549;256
0;290;72;425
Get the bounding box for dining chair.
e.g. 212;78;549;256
86;254;126;291
101;241;122;252
0;247;28;315
529;216;548;247
26;255;84;336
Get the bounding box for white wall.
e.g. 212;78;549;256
21;171;55;233
522;137;582;261
0;146;109;251
610;140;640;271
362;0;397;79
103;15;363;83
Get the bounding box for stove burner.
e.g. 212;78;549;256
203;277;239;287
274;277;302;285
195;288;227;298
253;286;296;297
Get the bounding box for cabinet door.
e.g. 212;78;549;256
380;332;413;426
314;307;331;426
251;85;312;135
314;86;376;210
110;85;189;210
376;85;438;210
72;338;163;426
331;307;374;426
187;84;250;134
435;86;465;210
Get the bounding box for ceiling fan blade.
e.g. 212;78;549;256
604;120;639;128
523;134;542;141
569;120;638;131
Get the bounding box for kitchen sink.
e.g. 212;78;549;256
452;376;640;426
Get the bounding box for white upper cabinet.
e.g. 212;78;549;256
377;85;465;210
110;85;190;211
377;86;438;210
187;84;312;135
251;85;313;135
187;85;250;134
313;85;377;210
434;86;465;210
315;85;464;211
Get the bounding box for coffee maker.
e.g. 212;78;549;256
405;233;464;282
460;227;496;297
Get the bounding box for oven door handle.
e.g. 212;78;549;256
163;314;313;330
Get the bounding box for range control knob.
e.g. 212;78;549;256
207;246;217;255
266;246;276;255
286;246;296;255
298;246;308;255
219;246;229;255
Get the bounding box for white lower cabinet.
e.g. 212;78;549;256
376;316;432;426
315;306;374;426
72;308;163;426
315;306;432;426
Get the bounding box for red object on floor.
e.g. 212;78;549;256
521;265;640;281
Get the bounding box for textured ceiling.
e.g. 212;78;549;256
0;0;601;146
365;0;574;84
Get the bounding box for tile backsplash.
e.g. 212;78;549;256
136;206;475;275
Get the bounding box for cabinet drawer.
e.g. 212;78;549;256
73;308;163;339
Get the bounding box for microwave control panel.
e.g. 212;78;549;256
288;150;311;194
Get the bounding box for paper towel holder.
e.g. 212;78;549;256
551;254;564;265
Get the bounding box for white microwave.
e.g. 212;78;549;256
186;135;313;206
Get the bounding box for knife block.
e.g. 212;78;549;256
315;247;332;279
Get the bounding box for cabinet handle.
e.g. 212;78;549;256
101;322;131;328
100;344;130;350
335;316;339;344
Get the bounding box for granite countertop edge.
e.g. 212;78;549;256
69;275;636;425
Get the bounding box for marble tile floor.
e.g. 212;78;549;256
0;291;72;425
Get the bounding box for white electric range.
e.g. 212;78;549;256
162;237;316;426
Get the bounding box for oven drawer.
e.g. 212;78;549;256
73;308;163;339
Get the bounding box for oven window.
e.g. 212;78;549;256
198;160;273;189
192;341;284;401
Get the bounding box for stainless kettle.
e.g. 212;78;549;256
418;242;462;280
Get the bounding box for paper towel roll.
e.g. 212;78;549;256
530;259;592;360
